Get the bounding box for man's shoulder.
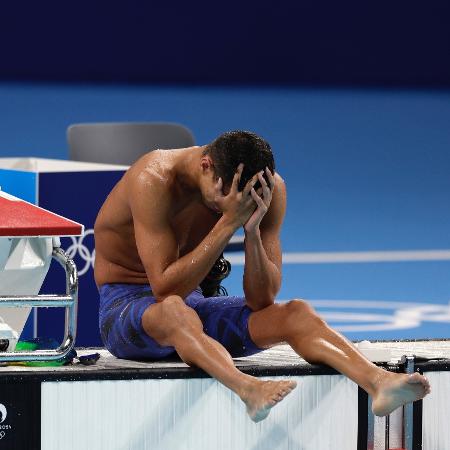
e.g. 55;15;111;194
260;172;286;231
273;172;287;201
127;151;176;194
123;153;177;220
274;172;286;189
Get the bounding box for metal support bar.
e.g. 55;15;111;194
384;414;390;450
366;394;375;450
0;295;73;307
0;247;78;362
403;355;415;450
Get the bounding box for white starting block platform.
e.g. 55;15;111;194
0;340;449;450
0;190;83;360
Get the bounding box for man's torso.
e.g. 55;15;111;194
94;149;220;286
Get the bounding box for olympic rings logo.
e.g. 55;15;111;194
65;229;95;276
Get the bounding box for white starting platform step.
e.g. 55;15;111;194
0;340;449;450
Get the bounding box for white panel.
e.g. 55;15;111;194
373;415;386;450
388;406;403;448
370;407;404;450
0;157;128;172
0;237;52;345
422;371;450;450
42;375;358;450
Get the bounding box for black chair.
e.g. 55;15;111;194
67;122;195;165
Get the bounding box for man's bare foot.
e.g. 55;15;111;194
241;379;297;423
372;372;431;416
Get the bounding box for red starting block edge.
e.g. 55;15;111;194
0;190;83;238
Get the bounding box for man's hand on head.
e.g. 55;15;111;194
215;163;261;230
244;167;275;234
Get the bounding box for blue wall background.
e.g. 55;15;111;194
1;82;449;342
1;82;449;253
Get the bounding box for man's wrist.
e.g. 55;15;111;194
218;214;240;235
244;227;261;241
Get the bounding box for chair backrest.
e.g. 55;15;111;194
67;122;195;165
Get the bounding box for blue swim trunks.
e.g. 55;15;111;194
98;284;264;360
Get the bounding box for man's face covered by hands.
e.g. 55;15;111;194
207;164;276;233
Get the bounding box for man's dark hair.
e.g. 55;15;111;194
204;130;275;191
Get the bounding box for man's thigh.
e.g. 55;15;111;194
99;284;265;360
98;283;176;360
187;294;265;357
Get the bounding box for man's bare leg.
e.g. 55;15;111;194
141;295;297;422
248;299;431;416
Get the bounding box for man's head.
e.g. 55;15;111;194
203;130;275;193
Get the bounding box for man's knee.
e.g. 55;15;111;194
148;295;203;342
163;295;202;324
285;298;316;315
160;295;189;319
283;299;326;336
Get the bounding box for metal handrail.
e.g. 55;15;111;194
0;246;78;362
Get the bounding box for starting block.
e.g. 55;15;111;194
0;190;83;362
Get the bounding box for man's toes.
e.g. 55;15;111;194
283;382;296;392
408;373;424;384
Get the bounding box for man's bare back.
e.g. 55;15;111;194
94;147;222;287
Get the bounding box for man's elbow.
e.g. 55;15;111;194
245;295;276;312
147;270;171;299
149;279;170;302
245;281;279;308
151;281;185;303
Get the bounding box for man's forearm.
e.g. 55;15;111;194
243;230;281;311
152;217;236;301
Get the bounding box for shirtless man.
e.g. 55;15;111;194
94;130;430;422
